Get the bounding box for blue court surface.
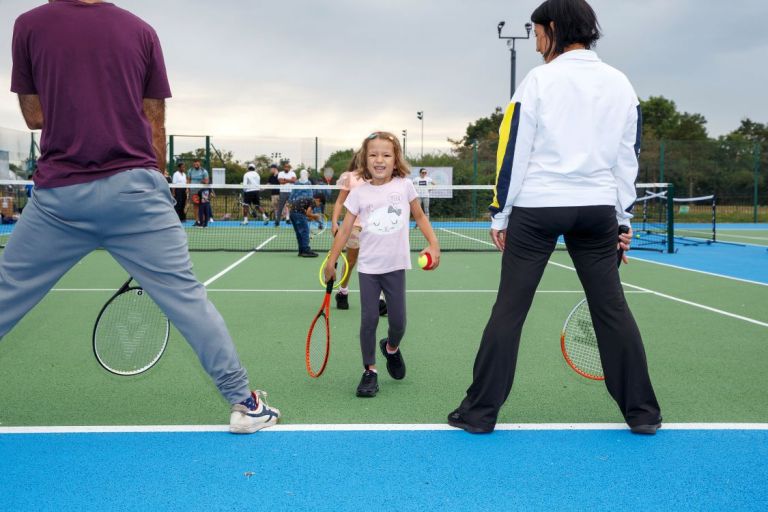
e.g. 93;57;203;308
1;426;767;511
629;224;768;284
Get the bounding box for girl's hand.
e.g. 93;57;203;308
421;246;441;270
323;259;337;284
331;222;339;237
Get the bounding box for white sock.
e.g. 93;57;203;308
243;216;248;221
340;287;349;295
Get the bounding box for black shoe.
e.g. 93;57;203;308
447;409;493;434
378;298;387;317
335;292;349;310
630;421;662;435
298;251;319;258
379;339;405;380
356;370;379;397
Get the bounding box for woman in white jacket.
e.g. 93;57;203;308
448;0;662;435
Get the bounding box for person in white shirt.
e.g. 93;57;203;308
241;164;269;225
171;162;188;221
448;0;661;436
412;168;434;217
275;162;297;227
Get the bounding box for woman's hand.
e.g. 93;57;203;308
323;259;337;284
490;229;506;252
618;226;632;264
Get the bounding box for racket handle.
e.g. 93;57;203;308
617;225;630;267
325;278;335;293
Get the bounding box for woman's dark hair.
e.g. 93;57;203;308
531;0;601;60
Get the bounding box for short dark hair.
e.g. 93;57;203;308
531;0;600;60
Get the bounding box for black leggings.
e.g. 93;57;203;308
358;270;406;367
457;206;661;429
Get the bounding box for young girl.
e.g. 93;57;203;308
331;151;387;316
324;131;440;397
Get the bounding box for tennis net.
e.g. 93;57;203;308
0;180;687;253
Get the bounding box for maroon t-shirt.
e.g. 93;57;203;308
10;0;172;188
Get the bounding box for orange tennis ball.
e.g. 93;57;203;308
418;253;434;270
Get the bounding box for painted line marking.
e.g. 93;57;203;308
548;260;768;328
628;257;768;287
439;228;496;246
2;423;767;434
48;288;651;294
201;236;276;287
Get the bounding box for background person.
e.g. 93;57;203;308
412;168;434;217
242;163;269;225
171;161;188;221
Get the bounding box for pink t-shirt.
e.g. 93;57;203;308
338;170;366;228
344;177;418;274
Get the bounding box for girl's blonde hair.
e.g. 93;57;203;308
356;131;410;180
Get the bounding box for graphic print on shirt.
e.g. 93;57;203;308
365;192;405;236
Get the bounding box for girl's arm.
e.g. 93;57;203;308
331;189;350;236
410;199;441;269
324;213;357;282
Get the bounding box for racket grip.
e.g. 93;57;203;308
617;225;630;266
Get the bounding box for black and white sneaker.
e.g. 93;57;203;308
336;292;349;310
378;298;387;317
356;370;379;397
379;338;405;380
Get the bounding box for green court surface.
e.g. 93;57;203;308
0;249;766;428
710;229;768;246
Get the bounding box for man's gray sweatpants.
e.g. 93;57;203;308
0;168;251;404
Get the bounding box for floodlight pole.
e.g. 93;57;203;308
416;111;424;159
402;129;408;157
497;21;532;98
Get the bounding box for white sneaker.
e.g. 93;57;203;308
229;390;281;434
241;219;249;225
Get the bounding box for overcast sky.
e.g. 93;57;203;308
1;0;767;165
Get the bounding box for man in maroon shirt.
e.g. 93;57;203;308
3;0;280;433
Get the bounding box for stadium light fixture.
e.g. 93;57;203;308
416;112;424;159
497;21;533;98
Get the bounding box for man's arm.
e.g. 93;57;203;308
18;94;43;130
143;98;166;172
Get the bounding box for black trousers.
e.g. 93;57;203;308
457;206;661;430
173;189;187;221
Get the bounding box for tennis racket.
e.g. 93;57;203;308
317;251;349;289
310;214;328;239
305;274;334;378
560;225;630;380
93;277;170;376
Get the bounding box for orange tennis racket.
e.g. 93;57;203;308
560;225;630;380
306;275;334;378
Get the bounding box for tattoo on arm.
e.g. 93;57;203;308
143;98;166;172
18;95;43;130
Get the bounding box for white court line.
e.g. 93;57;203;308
49;288;652;294
439;228;495;246
201;235;276;287
547;260;768;328
711;233;768;242
2;423;767;434
628;257;768;287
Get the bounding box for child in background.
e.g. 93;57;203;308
324;131;440;397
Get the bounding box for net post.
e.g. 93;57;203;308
471;140;478;219
712;196;717;243
205;136;211;173
754;143;760;223
666;183;675;253
168;135;174;167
